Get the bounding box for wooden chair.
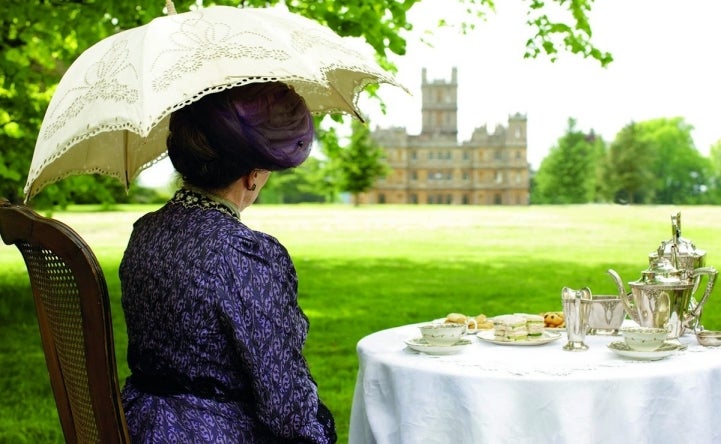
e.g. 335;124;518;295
0;198;130;443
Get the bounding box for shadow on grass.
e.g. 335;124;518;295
2;255;711;443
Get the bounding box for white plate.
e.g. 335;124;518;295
404;337;473;355
607;341;685;361
476;330;562;346
545;327;565;333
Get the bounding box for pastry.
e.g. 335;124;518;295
543;312;565;328
445;313;493;330
445;313;467;325
474;314;494;330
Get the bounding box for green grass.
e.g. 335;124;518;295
2;204;721;443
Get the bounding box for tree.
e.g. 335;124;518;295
603;118;710;205
636;118;709;204
337;120;389;205
602;122;654;204
531;118;604;204
706;140;721;203
1;0;610;207
260;156;327;203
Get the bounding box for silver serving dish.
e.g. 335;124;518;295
696;330;721;347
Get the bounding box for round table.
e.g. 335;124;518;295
349;323;721;444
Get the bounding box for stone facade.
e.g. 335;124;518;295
361;67;530;205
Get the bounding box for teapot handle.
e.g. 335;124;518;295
689;266;717;318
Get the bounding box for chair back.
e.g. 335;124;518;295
0;198;130;443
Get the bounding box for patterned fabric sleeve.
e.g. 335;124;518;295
217;230;332;443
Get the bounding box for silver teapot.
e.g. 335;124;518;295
608;256;717;341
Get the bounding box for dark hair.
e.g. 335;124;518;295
167;82;314;190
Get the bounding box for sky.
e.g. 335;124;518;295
138;0;721;186
360;0;721;169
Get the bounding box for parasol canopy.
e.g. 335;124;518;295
24;4;405;201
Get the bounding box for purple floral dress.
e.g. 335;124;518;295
119;189;336;443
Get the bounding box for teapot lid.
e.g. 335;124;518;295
639;255;688;284
650;212;706;263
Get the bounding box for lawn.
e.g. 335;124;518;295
2;203;721;443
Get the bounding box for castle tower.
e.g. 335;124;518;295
421;67;458;137
506;112;527;146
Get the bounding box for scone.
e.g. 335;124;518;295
543;312;565;328
474;314;493;330
445;313;467;325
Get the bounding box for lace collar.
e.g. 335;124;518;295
170;187;241;220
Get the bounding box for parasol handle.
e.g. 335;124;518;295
165;0;177;15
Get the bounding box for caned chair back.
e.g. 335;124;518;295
0;198;130;443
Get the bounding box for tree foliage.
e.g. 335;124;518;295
636;118;708;204
531;118;604;204
337;120;389;205
706;141;721;202
260;156;327;204
531;116;717;206
603;118;708;205
602;122;654;204
0;0;609;207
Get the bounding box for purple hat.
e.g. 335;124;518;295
167;81;314;189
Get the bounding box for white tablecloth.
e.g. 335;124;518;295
349;324;721;444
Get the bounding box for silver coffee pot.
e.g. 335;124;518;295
648;212;708;329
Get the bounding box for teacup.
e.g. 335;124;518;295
418;323;466;346
621;326;668;351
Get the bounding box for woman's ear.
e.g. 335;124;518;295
243;174;256;191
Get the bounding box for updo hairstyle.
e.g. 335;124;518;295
167;81;314;190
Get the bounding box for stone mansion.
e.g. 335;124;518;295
360;68;530;205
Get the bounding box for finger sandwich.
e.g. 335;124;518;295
493;314;528;341
514;313;546;337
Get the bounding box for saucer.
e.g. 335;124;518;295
607;341;685;361
404;337;473;355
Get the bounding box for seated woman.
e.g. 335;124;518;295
119;82;336;443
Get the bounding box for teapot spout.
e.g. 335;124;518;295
607;269;627;298
607;269;639;324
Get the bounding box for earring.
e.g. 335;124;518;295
247;183;257;191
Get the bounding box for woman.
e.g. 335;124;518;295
119;82;336;443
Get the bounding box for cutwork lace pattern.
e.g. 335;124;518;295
26;6;402;202
405;341;714;377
